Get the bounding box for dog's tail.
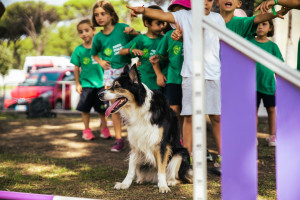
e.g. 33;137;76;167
175;148;193;183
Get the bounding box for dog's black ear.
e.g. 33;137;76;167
123;64;130;73
129;64;140;84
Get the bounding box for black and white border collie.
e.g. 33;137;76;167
98;64;192;193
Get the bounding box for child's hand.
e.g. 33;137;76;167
99;60;111;70
124;27;135;34
131;49;144;56
137;61;142;67
157;74;167;87
276;6;290;19
76;84;82;94
149;55;161;64
255;0;275;14
171;22;183;41
126;5;145;18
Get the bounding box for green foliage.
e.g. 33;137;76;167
0;45;13;76
44;23;82;56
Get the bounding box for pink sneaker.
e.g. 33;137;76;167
82;128;95;141
111;139;124;152
100;127;111;139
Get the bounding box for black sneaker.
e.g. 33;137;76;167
207;149;213;162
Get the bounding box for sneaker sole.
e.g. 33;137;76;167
111;149;121;152
82;135;95;141
100;135;111;139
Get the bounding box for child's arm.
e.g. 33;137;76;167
124;27;140;36
255;0;300;13
150;55;167;87
119;48;144;56
92;55;111;70
171;22;183;42
127;5;175;23
253;6;290;24
74;66;82;94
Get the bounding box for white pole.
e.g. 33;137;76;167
192;0;207;200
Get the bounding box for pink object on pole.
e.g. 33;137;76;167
168;0;191;10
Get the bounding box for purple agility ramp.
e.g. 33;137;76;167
220;41;257;200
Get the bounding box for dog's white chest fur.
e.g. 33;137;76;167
121;90;160;166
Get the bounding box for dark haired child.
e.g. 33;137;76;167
249;20;284;146
119;5;166;91
71;19;110;141
91;0;138;152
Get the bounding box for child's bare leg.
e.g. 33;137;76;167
209;115;221;155
112;113;122;140
99;113;107;130
266;106;276;136
183;115;193;155
170;105;183;140
82;112;90;129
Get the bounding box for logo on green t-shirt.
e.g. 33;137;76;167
104;48;113;57
142;49;149;58
83;57;91;65
173;45;181;55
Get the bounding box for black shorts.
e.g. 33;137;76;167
257;91;275;108
164;83;182;106
76;87;108;113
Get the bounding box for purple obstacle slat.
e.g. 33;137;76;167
220;41;257;200
276;77;300;199
0;191;54;200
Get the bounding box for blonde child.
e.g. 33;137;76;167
119;5;166;91
249;20;284;146
91;0;138;152
71;19;110;141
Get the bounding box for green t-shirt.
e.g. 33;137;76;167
249;39;284;95
91;23;134;69
71;44;104;88
297;38;300;72
156;30;183;85
226;16;258;38
124;34;164;90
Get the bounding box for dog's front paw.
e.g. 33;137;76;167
136;179;143;184
167;179;179;186
159;185;171;193
114;182;130;190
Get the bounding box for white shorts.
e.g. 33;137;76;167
103;67;124;87
181;78;221;116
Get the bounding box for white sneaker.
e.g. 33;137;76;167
266;135;276;147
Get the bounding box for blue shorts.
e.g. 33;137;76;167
76;87;108;113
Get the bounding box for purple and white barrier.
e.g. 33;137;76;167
0;191;100;200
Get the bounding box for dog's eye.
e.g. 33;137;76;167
114;84;120;89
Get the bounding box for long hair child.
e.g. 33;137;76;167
249;20;284;146
91;0;138;152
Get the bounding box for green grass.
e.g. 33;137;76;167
0;152;193;200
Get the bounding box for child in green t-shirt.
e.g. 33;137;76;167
248;20;284;146
70;19;110;141
119;5;165;91
217;0;289;38
90;0;139;152
149;29;184;138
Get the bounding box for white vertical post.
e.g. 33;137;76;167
192;1;206;200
